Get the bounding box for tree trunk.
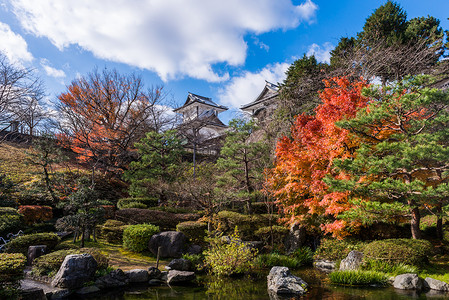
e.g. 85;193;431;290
436;203;443;240
410;206;422;239
81;225;85;248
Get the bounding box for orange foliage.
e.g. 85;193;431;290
265;77;369;237
18;205;53;225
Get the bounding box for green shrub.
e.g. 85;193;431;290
329;270;387;286
100;219;128;244
292;246;314;266
217;211;271;240
182;253;205;272
116;208;200;230
255;253;302;269
361;259;418;276
176;221;207;245
363;239;433;266
314;239;365;261
0;207;22;237
117;197;158;209
254;225;288;247
0;253;26;299
32;248;108;277
204;229;257;276
123;224;159;252
5;232;60;255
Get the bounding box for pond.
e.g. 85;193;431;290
76;268;449;300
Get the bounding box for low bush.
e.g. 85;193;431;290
361;259;418;276
5;232;60;255
255;225;288;248
116;208;199;230
117;197;158;209
100;219;127;244
292;246;314;266
18;205;52;225
123;224;160;253
314;239;365;261
329;270;387;286
255;253;302;269
363;239;433;266
0;207;22;238
182;253;205;272
217;211;272;240
176;221;207;245
32;248;108;277
204;229;257;276
0;253;26;299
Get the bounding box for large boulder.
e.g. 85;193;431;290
51;254;97;289
167;270;196;285
125;269;149;283
148;266;162;279
27;245;47;265
284;222;306;254
267;266;308;296
95;269;129;288
424;277;449;291
314;260;336;273
148;231;187;258
20;287;46;300
393;273;424;290
168;258;193;271
339;251;363;271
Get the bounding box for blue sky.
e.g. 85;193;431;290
0;0;448;123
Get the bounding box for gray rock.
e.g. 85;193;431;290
314;260;336;273
148;267;162;279
160;271;168;282
267;266;308;296
187;244;202;255
393;273;424;290
20;287;46;300
168;258;193;271
167;270;196;285
27;245;47;266
339;251;364;271
76;285;100;295
424;277;449;291
51;254;97;290
95;269;129;289
148;231;187;258
125;269;149;283
284;222;306;254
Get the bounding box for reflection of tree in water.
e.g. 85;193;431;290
205;275;268;299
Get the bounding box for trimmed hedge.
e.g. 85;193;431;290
32;248;108;277
217;211;274;240
0;207;22;237
0;253;26;299
314;239;366;262
255;225;289;247
176;221;207;245
0;253;26;281
5;232;60;255
123;224;160;252
18;205;52;225
100;219;128;244
363;239;433;266
116;208;199;230
117;197;158;209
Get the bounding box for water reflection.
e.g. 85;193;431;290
77;269;449;300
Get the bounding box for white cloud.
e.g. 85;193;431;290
0;22;33;66
40;59;66;78
10;0;318;82
217;62;289;109
307;42;334;63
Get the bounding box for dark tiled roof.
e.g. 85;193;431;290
174;92;228;111
240;81;279;110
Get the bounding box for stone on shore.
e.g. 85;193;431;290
339;251;363;271
393;273;424;290
95;269;129;289
125;269;149;283
424;277;449;291
267;266;308;296
167;270;196;285
168;258;193;271
51;254;97;290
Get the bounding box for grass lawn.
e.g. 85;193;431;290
59;238;171;271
